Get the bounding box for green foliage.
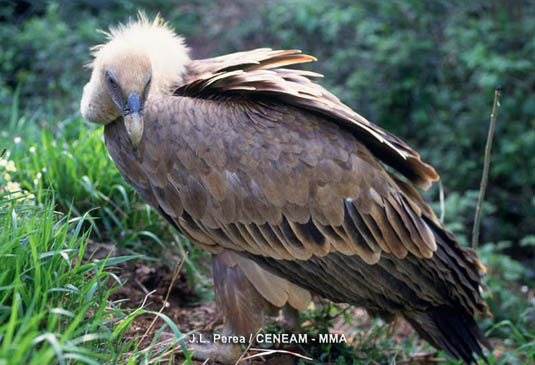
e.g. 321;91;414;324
1;3;98;117
479;241;534;324
0;194;192;364
0;195;119;363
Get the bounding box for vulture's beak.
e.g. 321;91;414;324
123;92;144;150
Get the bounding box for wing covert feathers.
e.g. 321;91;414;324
181;48;438;189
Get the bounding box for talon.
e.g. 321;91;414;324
189;341;243;364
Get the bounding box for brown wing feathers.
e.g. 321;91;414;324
180;49;439;189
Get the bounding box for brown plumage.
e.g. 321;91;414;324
81;15;491;363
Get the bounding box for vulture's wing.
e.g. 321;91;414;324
104;49;489;362
182;49;438;189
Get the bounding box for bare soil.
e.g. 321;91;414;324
89;243;509;364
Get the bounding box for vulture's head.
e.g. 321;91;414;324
80;13;190;148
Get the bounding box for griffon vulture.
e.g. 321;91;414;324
81;15;491;363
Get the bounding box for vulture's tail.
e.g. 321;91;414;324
404;305;491;363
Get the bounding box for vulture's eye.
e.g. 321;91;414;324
105;70;124;111
105;71;119;90
143;72;152;100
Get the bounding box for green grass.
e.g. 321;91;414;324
0;193;195;364
1;106;533;363
0;194;124;363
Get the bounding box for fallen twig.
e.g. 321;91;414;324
238;347;314;363
397;349;445;363
138;254;186;346
235;327;263;364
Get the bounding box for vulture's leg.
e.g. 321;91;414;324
279;304;301;332
188;251;280;363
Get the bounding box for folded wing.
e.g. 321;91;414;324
181;48;439;189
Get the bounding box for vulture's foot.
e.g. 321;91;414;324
189;341;244;364
188;320;247;364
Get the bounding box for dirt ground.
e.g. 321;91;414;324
90;243;507;364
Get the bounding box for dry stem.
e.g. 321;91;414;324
472;87;501;248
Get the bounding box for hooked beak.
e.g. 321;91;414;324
123;92;144;150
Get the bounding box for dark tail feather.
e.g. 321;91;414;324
404;306;492;364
